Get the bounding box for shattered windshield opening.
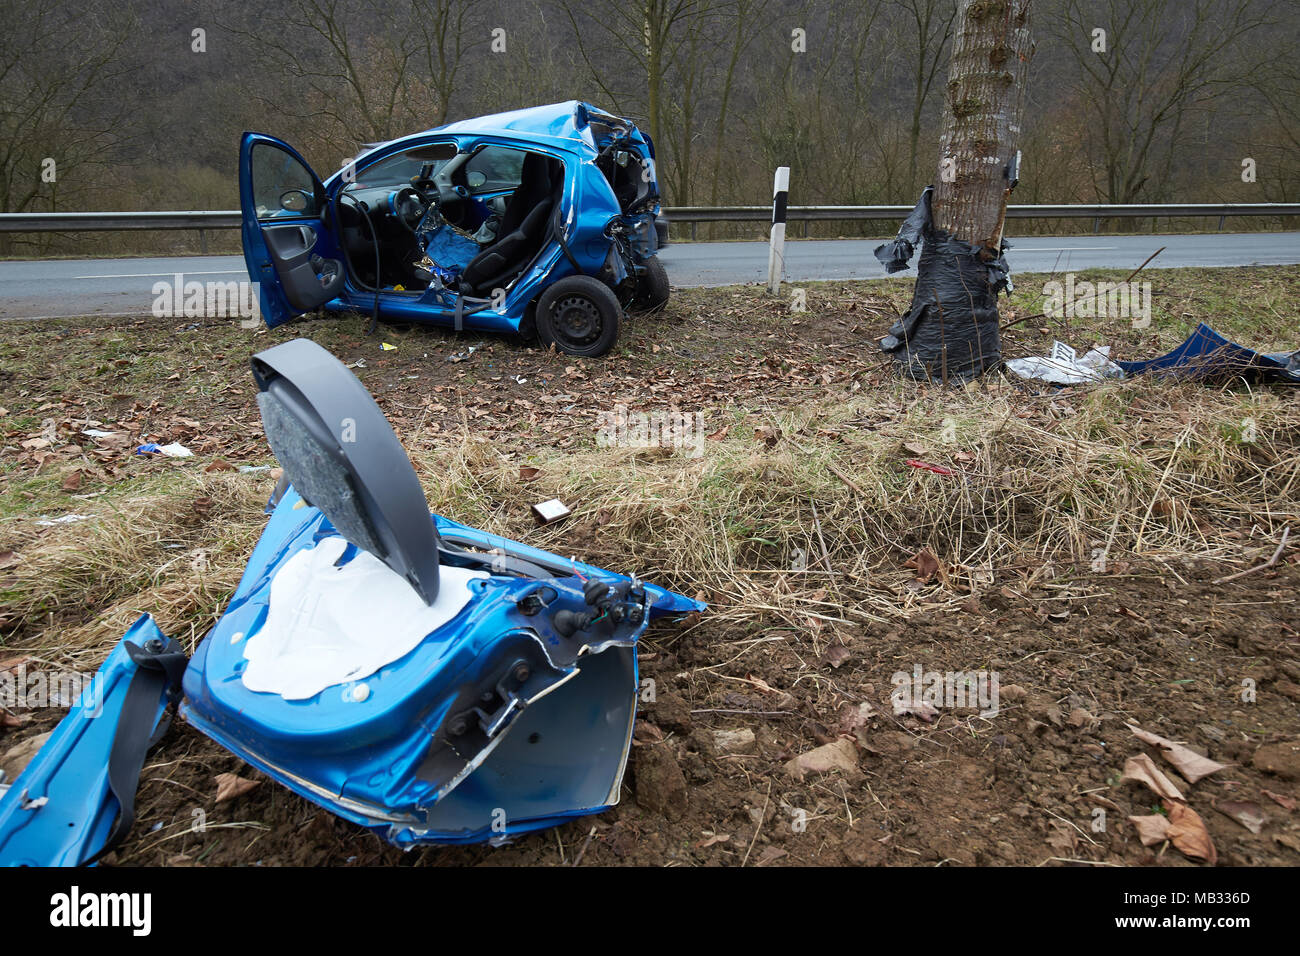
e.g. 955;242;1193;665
346;148;453;190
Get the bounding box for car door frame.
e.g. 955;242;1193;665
239;132;348;328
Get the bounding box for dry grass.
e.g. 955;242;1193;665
403;375;1298;637
2;470;267;663
5;375;1297;663
1;269;1297;664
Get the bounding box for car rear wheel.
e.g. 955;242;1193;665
535;276;622;357
629;256;670;314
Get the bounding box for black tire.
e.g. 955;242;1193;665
629;255;670;314
535;275;622;357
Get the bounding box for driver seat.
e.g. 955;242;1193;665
459;154;562;296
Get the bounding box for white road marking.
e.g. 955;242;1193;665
73;270;246;279
0;310;155;321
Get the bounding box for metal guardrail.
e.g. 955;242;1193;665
662;202;1300;222
0;203;1296;243
0;210;243;232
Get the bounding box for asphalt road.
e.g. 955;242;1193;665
1;232;1298;320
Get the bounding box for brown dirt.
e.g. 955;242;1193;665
6;557;1292;867
2;267;1298;866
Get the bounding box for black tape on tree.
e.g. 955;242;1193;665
874;187;1011;382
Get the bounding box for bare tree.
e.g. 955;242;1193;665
1054;0;1273;203
743;2;891;208
890;0;959;197
406;0;489;126
224;0;484;165
0;0;137;220
555;0;709;166
708;0;773;205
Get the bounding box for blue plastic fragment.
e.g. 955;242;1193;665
0;616;176;867
182;487;704;846
1117;323;1300;384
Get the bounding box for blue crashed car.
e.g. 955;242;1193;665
240;101;670;356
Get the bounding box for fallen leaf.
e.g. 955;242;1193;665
0;551;19;570
836;701;876;739
1068;707;1099;729
632;721;664;744
1213;799;1265;834
518;465;541;481
214;772;261;804
1047;820;1079;854
204;459;237;473
1164;799;1217;865
1127;724;1229;783
60;470;83;492
1120;753;1185;801
1128;814;1171;846
1261;789;1296;811
1;732;51;781
754;425;780;447
0;656;32;674
747;674;780;695
822;645;851;668
694;832;731;849
755;846;788;866
903;548;941;583
897;698;938;722
1089;793;1121;812
783;738;860;780
1275;833;1300;854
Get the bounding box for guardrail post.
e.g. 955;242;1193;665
767;166;789;295
199;228;208;255
1218;215;1225;231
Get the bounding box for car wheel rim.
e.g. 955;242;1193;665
551;295;602;347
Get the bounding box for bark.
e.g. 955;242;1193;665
932;0;1033;248
880;0;1033;382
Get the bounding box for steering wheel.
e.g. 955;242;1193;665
391;186;426;233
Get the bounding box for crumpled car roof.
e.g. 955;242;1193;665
421;100;625;155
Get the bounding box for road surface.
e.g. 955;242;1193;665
1;232;1297;320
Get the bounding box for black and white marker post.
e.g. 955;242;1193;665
766;166;789;294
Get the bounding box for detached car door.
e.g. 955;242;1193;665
239;132;346;328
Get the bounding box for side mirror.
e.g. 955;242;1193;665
279;189;311;213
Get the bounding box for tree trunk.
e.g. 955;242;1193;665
876;0;1033;382
932;0;1033;248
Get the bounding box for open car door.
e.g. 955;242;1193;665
239;132;346;328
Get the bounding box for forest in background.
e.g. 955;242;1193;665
2;0;1298;253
